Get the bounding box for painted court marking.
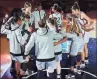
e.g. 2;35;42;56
22;68;97;79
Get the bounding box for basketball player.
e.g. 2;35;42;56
30;3;46;30
1;12;30;79
71;2;94;67
64;13;84;78
22;2;32;16
49;4;63;31
46;18;63;79
24;19;65;79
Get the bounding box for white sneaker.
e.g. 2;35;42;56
74;68;78;73
80;63;86;68
74;68;81;75
65;74;71;79
77;70;81;75
65;74;75;79
85;60;89;64
24;70;34;76
24;70;29;75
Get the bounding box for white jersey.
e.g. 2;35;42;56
24;28;63;61
31;10;46;29
49;27;62;53
49;12;62;29
1;20;28;55
77;12;89;43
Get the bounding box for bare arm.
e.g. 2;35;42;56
81;12;93;27
54;37;67;46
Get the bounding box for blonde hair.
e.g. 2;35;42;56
24;2;32;9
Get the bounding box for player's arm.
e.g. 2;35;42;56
82;12;93;27
54;37;67;46
1;17;13;34
24;33;35;55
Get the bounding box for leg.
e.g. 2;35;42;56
81;50;85;64
83;32;89;64
55;54;62;79
17;62;28;79
76;54;81;69
47;60;56;79
56;62;61;79
10;60;17;78
84;43;89;64
17;56;28;79
37;70;44;79
70;56;76;74
36;61;45;79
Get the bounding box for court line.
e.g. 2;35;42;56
22;68;97;79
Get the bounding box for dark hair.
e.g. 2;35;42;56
48;18;55;26
38;19;46;28
57;6;62;13
71;2;80;11
36;3;42;7
9;8;22;18
52;4;59;11
23;13;30;19
12;12;21;23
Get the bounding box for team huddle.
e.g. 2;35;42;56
1;1;95;79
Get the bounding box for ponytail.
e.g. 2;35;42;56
71;1;80;11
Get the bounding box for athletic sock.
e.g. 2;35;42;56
57;74;61;79
85;57;88;60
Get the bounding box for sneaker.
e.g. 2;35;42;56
74;68;81;75
24;70;29;76
65;74;75;79
57;74;61;79
65;74;71;79
24;70;34;76
22;70;34;79
71;74;75;78
77;70;81;75
85;60;89;64
80;63;86;68
74;68;78;73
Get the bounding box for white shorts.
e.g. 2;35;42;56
36;60;56;73
11;55;26;63
55;54;62;62
84;32;89;44
70;37;84;56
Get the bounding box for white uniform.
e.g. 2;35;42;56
77;12;90;44
49;12;62;30
1;18;28;63
30;10;46;29
61;30;84;56
24;28;63;72
49;26;62;62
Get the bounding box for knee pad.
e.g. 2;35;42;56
76;54;81;62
